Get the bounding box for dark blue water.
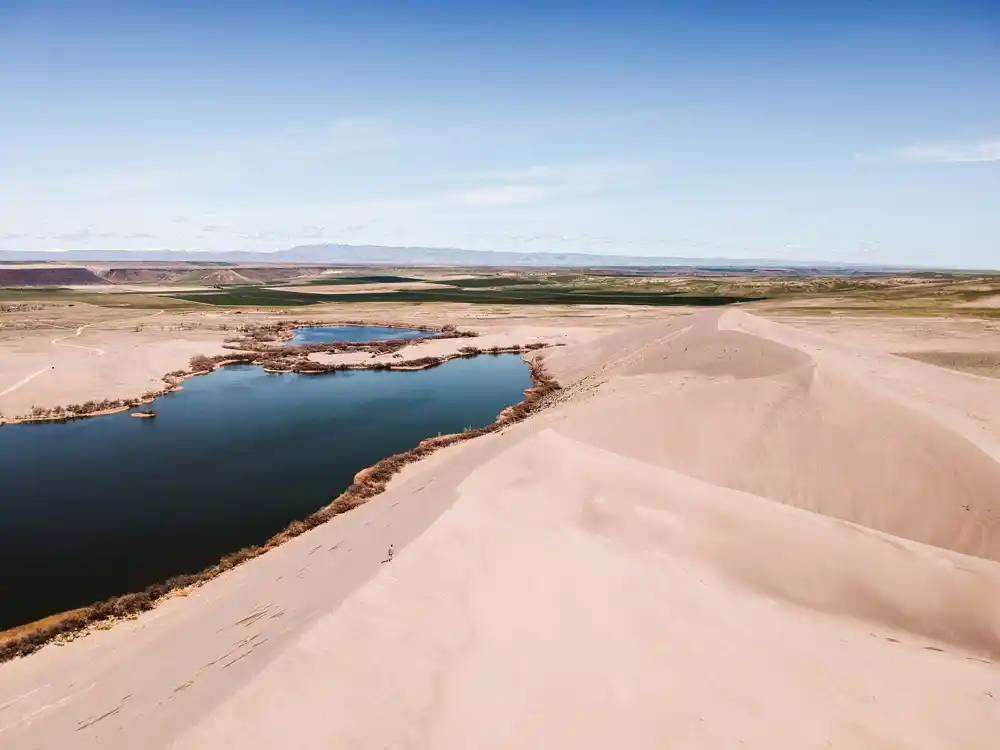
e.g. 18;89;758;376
289;325;434;345
0;355;531;628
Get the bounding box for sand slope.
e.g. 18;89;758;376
2;308;1000;749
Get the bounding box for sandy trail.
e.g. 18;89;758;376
48;311;167;357
0;367;50;399
2;308;999;749
0;312;167;406
0;309;204;416
51;324;105;355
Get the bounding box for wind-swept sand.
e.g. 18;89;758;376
2;308;1000;748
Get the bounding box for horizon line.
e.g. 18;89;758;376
0;244;994;273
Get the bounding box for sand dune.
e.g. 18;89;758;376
555;311;1000;561
2;308;999;749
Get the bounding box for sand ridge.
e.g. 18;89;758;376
2;308;999;748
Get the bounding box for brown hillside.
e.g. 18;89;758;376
102;268;180;284
0;267;107;286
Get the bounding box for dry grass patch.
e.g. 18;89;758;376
900;351;1000;380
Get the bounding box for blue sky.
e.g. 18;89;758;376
1;0;997;266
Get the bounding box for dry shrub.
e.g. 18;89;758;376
399;356;442;368
189;354;215;372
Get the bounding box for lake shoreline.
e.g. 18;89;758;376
0;321;491;425
0;343;560;663
0;346;545;425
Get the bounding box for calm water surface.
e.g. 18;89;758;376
288;325;434;345
0;355;530;628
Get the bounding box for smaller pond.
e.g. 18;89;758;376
289;325;435;345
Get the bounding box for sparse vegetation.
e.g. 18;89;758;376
900;351;1000;380
0;302;44;313
13;396;146;422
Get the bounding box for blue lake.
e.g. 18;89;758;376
288;325;434;345
0;354;531;628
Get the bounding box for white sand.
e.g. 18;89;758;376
0;327;230;415
1;308;999;749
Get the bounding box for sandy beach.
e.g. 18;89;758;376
1;305;999;748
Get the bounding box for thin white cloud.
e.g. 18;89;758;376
52;228;116;241
470;161;649;187
223;118;401;162
11;229;159;241
454;160;651;208
5;170;178;202
455;185;549;207
285;118;399;158
235;226;331;241
236;230;291;241
0;118;401;210
894;139;1000;164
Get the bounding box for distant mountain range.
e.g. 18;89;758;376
0;244;924;272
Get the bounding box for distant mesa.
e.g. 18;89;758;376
0;267;107;286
